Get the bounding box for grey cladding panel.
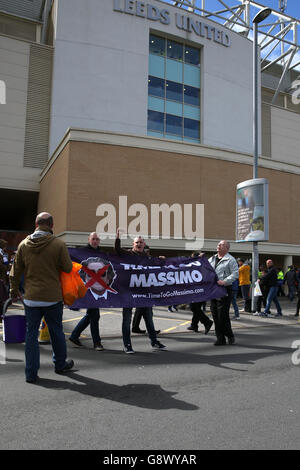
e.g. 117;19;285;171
24;43;53;169
0;0;44;21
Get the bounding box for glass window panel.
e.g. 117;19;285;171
184;85;200;106
148;131;164;138
184;104;200;120
184;118;200;140
149;55;164;79
184;45;200;66
167;40;183;61
166;100;183;117
148;110;164;133
166;58;183;83
148;96;164;113
166;80;183;103
183;137;199;143
165;134;182;141
184;63;200;87
148;76;164;98
166;114;182;136
149;35;165;56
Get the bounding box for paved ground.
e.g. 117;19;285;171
1;295;299;350
1;297;299;451
62;297;299;346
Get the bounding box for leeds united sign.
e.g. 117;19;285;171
113;0;231;47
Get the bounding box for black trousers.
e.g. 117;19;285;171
296;291;300;314
210;288;234;341
132;308;145;331
190;302;211;330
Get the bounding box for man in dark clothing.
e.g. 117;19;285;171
115;229;166;354
260;259;282;317
69;232;104;351
284;266;297;301
295;269;300;317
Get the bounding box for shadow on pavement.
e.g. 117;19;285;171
36;372;199;411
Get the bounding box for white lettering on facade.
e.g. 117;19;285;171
113;1;231;47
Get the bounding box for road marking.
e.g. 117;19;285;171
63;316;83;323
163;320;190;333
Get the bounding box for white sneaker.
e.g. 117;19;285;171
253;311;260;316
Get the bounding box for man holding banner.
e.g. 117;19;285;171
69;232;105;351
115;230;166;354
209;241;239;346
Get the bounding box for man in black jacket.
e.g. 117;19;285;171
115;229;166;354
260;259;282;317
284;265;297;301
69;232;104;351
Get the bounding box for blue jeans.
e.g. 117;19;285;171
122;307;157;347
70;308;101;345
24;302;67;380
264;286;282;315
231;290;239;317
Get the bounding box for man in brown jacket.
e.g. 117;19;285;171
10;212;74;383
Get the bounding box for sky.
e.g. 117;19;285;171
163;1;300;20
245;0;299;19
163;1;300;70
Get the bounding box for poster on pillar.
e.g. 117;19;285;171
236;178;269;242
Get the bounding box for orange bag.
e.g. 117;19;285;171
60;262;87;306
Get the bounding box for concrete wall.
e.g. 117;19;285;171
271;107;300;166
0;35;40;190
39;137;300;248
38;142;70;234
49;0;254;156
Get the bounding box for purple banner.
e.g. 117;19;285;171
68;248;226;308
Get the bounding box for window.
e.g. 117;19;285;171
184;85;200;107
167;40;183;61
149;35;165;56
184;118;200;140
166;81;182;103
148;110;164;133
148;35;201;142
166;114;182;136
184;45;200;66
148;76;164;98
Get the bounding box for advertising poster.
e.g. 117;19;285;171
236;178;269;242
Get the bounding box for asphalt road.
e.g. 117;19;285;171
1;299;299;451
